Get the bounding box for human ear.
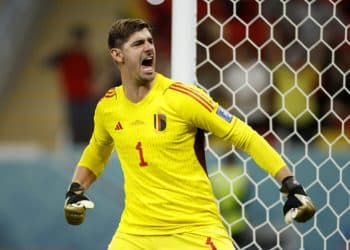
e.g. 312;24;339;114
110;48;123;63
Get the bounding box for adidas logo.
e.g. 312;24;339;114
115;121;123;130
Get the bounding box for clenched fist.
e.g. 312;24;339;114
64;182;94;225
280;176;316;224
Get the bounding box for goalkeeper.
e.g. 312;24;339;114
64;18;316;250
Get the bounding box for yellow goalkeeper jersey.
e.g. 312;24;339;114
78;73;286;235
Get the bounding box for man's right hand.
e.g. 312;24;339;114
64;182;94;225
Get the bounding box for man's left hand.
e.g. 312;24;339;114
280;176;316;224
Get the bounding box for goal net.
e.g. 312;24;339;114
188;0;349;249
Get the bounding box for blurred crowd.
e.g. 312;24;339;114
196;0;349;151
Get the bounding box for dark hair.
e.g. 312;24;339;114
108;18;152;49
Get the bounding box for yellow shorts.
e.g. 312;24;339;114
108;226;235;250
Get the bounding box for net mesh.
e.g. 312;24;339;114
195;0;350;249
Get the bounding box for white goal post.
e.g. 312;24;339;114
171;1;350;250
171;0;197;83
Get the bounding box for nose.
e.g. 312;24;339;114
144;41;154;51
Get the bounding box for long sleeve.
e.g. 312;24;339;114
77;100;114;177
164;82;285;176
225;117;285;176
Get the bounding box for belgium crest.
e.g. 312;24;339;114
153;113;166;131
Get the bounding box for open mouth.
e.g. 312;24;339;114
141;57;154;67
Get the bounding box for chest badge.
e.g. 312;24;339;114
153;113;166;131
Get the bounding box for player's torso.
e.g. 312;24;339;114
103;76;202;186
100;75;221;233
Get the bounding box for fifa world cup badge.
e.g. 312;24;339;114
216;106;233;123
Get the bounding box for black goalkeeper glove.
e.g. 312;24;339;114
280;176;316;224
64;182;94;225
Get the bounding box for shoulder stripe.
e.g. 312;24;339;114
169;84;214;112
104;87;116;98
104;93;115;98
172;83;213;104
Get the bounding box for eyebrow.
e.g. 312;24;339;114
130;37;153;46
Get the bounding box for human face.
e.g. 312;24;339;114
117;28;156;84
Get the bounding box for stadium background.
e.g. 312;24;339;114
0;0;349;249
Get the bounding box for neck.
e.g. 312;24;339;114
122;75;155;103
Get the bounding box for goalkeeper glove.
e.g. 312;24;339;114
64;182;94;225
280;176;316;224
